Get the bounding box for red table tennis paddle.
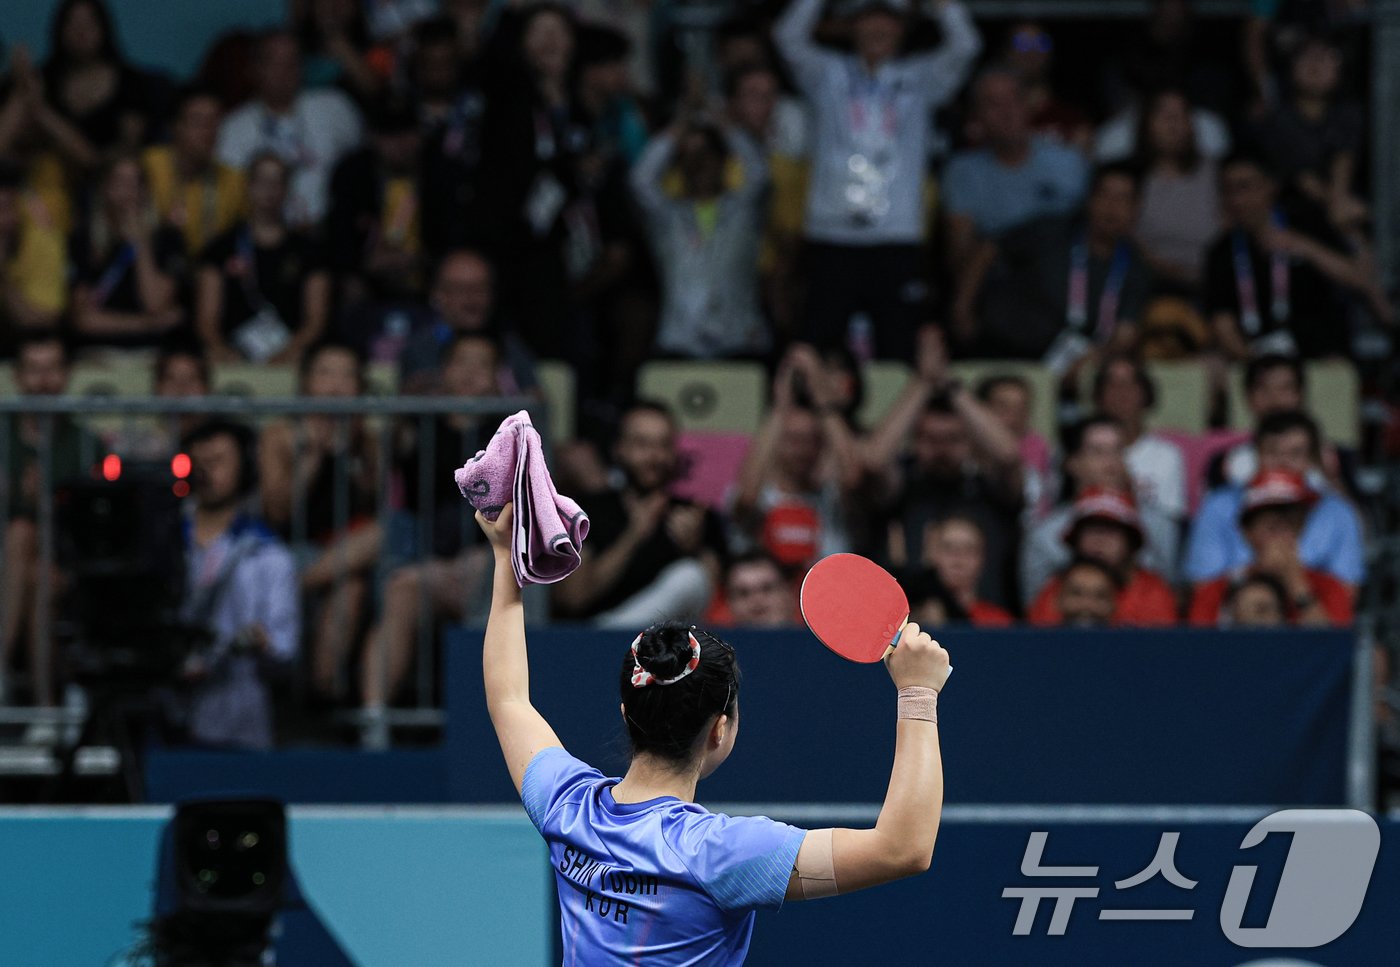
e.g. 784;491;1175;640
800;553;910;663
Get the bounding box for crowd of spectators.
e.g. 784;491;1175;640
0;0;1392;748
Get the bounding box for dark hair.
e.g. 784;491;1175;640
1219;149;1278;182
902;567;971;624
294;1;367;51
1090;160;1143;197
1132;87;1201;172
621;398;676;430
678;121;730;163
620;622;739;764
1092;355;1157;411
972;66;1027;104
299;340;366;391
723;62;777;99
923;395;959;420
822;344;866;420
154;340;210;389
1062;412;1121;459
1241;500;1310;532
1060;554;1124;591
1294;31;1342;61
172;84;223;120
99;150;147;193
0;159;24;192
413;15;458;49
518;2;576;60
256;29;302;62
367;95;419;135
1060;413;1122;502
181;419;259;497
432;247;494;287
933;513;986;543
1245;353;1305;394
1254;409;1321;460
726;550;785;584
443;330;502;364
575;24;631;68
15;331;71;366
45;0;124;81
716;16;762;46
1223;572;1290;620
181;417;252;453
975;373;1030;403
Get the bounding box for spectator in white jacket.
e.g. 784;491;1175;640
630;117;772;358
216;32;363;228
774;0;980;359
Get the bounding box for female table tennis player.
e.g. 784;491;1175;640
477;504;951;963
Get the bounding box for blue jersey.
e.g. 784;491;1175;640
522;746;806;965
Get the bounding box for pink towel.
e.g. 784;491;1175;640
454;410;589;587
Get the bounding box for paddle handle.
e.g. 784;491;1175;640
881;615;910;661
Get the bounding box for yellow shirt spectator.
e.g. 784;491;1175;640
3;221;67;321
143;145;246;254
24;153;74;236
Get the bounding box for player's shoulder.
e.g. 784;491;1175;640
664;806;795;855
522;747;605;829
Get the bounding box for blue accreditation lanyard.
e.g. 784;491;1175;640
1232;209;1290;336
1067;236;1131;341
90;243;135;306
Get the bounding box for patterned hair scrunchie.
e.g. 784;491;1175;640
630;630;702;687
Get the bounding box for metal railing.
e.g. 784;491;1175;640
0;394;542;752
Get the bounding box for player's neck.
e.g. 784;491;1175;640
613;756;701;805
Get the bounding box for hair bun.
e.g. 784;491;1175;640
634;624;693;682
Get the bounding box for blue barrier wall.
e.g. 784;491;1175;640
750;808;1400;967
2;808;1395;966
146;628;1355;806
444;628;1356;806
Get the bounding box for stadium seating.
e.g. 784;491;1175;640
213;363;298;397
1144;360;1212;432
1228;359;1360;446
535;359;576;443
856;360;912;427
637;360;768;432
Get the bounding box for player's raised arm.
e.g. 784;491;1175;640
476;503;562;795
788;623;949;900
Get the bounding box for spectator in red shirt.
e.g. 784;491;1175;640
1029;487;1178;627
1189;469;1354;627
903;567;971;629
924;515;1013;626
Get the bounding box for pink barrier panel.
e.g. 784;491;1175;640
1157;428;1251;512
672;431;753;510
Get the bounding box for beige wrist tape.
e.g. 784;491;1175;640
897;686;939;724
794;828;838;899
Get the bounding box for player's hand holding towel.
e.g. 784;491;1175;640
455;410;589;587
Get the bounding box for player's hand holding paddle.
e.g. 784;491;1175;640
885;621;952;693
800;553;952;689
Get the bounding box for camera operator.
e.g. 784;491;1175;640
177;421;299;749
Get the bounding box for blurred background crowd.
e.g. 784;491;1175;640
0;0;1397;760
